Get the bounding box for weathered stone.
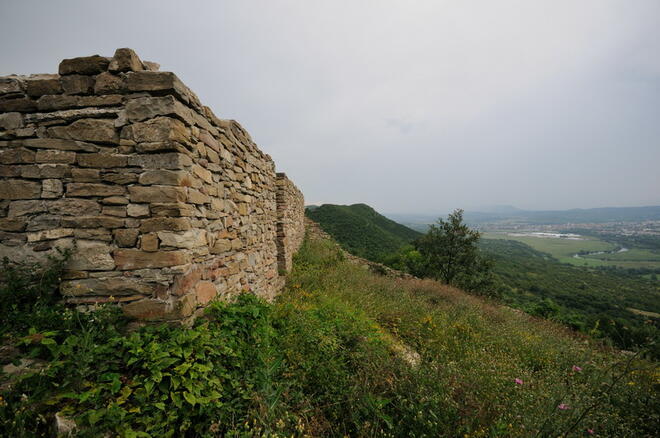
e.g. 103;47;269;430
47;118;119;144
0;218;27;232
61;277;154;296
19;137;98;152
127;203;150;217
37;94;122;111
134;141;191;154
20;164;68;179
122;299;169;320
124;117;190;145
113;249;189;270
60;216;124;229
0;77;23;95
77;153;127;168
123;71;185;95
127;152;192;169
108;48;144;73
94;72;122;94
195;281;217;305
68;240;115;271
188;189;210;205
101;172;138;184
73;228;112;242
210;239;232;254
150;202;195;217
0;148;35;164
66;183;125;197
0;97;37;113
0;180;41;200
41;179;64;198
140;217;191;232
124;95;192;124
61;75;95;95
59;55;110;75
172;294;197;318
101;196;129;205
8;200;47;217
25;75;62;97
142;61;160;71
114;228;139;247
128;185;187;203
102;206;126;217
138;170;191;186
71;168;100;182
27;228;74;242
141;233;159;251
158;229;207;249
191;164;213;184
35;149;76;164
0;112;23;130
50;199;101;216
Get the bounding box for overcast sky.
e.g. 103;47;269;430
1;0;658;214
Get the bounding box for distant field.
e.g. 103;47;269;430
482;232;660;269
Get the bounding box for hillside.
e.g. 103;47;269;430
305;203;660;356
305;203;421;260
1;225;658;437
480;238;660;356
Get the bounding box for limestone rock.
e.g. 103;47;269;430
0;112;24;129
94;72;122;94
61;75;95;95
128;185;187;203
47;118;119;145
140;217;191;232
59;55;110;75
66;183;125;197
157;229;207;249
25;75;62;97
138;170;191;186
41;179;64;198
108;48;144;73
0;179;41;199
113;249;189;270
68;240;115;271
77;153;127;168
114;228;139;247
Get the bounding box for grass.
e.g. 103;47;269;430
1;232;659;437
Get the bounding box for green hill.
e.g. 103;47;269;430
305;203;421;261
479;238;660;356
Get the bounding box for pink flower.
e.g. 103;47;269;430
572;365;582;372
587;429;594;435
515;378;524;385
558;403;569;410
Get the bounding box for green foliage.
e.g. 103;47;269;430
1;236;658;437
480;238;660;357
0;252;70;335
306;203;421;261
413;210;499;297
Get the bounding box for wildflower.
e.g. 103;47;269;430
558;403;569;410
515;378;524;385
587;429;594;435
572;365;582;372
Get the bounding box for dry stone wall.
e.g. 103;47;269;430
276;173;305;272
0;48;304;322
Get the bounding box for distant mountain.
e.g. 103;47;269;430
387;205;660;228
305;203;422;261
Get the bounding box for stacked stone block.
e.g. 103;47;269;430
276;173;305;272
0;49;305;322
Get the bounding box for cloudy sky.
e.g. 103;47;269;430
1;0;658;214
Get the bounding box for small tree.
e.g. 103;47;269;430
414;209;498;296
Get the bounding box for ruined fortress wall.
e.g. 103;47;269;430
0;49;304;321
276;173;305;272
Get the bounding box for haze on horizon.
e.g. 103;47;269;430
1;0;658;215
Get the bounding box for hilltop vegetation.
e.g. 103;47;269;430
479;239;660;357
308;203;660;357
1;232;658;437
306;204;421;261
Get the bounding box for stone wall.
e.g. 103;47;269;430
276;173;305;272
0;48;305;322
